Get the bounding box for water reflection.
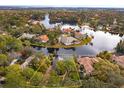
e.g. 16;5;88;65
41;14;62;29
82;28;122;52
36;14;123;56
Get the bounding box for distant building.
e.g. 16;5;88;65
81;25;93;30
28;20;40;25
0;77;5;84
25;24;29;27
74;31;83;39
37;35;49;43
111;55;124;67
113;18;117;25
122;36;124;40
12;25;17;29
97;25;103;30
19;33;35;39
0;31;7;35
62;27;73;33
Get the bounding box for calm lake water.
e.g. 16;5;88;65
34;14;123;57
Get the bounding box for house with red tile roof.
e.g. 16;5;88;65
38;35;49;43
62;27;73;33
78;57;97;75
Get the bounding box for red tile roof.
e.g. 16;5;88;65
78;57;96;74
38;35;49;42
111;55;124;67
62;28;73;33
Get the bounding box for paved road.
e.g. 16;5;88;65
21;55;35;69
10;59;18;66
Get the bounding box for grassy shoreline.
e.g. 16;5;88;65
31;37;92;48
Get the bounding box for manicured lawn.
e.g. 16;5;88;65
31;37;92;48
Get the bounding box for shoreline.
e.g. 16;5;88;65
30;37;92;48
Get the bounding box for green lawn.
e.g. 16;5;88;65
31;37;92;48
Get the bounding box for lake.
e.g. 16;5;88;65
34;14;123;57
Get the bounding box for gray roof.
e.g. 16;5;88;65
60;35;77;45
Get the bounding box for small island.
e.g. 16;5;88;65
29;27;92;48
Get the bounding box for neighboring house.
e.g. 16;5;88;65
0;31;7;35
18;33;35;39
25;24;29;27
12;25;17;28
122;36;124;40
77;56;97;75
37;35;49;43
113;18;117;25
82;33;88;39
74;31;83;39
60;35;79;45
111;55;124;67
62;27;73;33
97;25;103;30
81;25;93;30
0;77;5;84
106;24;112;31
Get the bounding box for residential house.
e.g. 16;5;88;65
28;20;40;25
111;55;124;67
18;33;35;39
25;24;29;27
106;24;112;31
0;77;5;84
37;35;49;43
78;56;98;75
81;25;93;31
12;25;17;29
0;31;7;35
74;31;83;39
62;27;73;33
60;35;79;45
122;36;124;40
113;18;117;25
97;25;103;30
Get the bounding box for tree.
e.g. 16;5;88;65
64;58;80;81
115;40;124;54
93;60;120;82
22;67;43;86
22;40;31;47
107;72;124;87
30;71;43;86
4;65;26;88
30;24;43;34
21;47;34;58
0;54;8;67
30;55;51;73
97;51;112;60
55;61;66;75
0;35;23;53
46;70;61;87
81;77;115;88
0;67;6;76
